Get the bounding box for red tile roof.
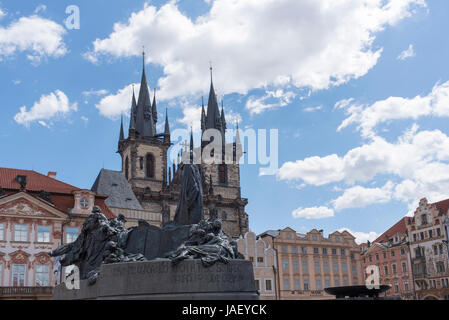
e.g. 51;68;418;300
0;167;115;219
431;198;449;216
0;167;80;194
374;217;412;243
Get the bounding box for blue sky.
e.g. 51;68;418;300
1;0;449;243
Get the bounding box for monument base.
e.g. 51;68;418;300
53;259;258;300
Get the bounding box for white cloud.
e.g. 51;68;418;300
85;0;426;101
397;44;415;60
304;105;323;113
12;79;21;85
82;89;109;97
245;89;296;114
95;84;140;119
0;14;67;63
14;90;77;127
34;5;47;14
292;206;334;220
332;181;394;211
0;8;6;20
337;228;379;244
81;116;89;124
279;126;449;210
337;81;449;138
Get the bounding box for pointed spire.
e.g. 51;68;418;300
152;87;158;124
201;96;206;132
164;107;170;144
136;48;155;138
234;120;243;163
168;166;172;184
221;98;226;131
190;127;194;164
119;115;125;141
129;85;137;132
206;64;221;131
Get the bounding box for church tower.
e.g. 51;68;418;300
118;51;171;214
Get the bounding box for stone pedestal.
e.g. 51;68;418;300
53;259;258;300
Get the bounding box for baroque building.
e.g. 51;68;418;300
259;228;364;300
361;217;415;300
93;56;249;238
407;198;449;300
0;168;115;299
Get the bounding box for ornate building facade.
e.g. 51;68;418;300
94;57;249;238
0;168;115;299
259;228;364;300
361;217;415;300
407;198;449;300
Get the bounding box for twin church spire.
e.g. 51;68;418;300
120;52;228;147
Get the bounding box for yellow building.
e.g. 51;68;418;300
259;228;364;300
236;231;277;300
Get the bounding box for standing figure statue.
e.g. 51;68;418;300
173;164;204;225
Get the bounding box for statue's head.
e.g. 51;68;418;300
92;206;101;214
117;214;126;223
212;219;222;231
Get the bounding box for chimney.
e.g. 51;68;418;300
47;172;57;179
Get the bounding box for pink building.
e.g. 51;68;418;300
361;217;415;300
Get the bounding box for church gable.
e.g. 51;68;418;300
0;193;67;219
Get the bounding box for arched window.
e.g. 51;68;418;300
218;164;227;184
125;157;129;180
146;153;155;178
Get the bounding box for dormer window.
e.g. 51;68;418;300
80;198;89;209
421;214;428;225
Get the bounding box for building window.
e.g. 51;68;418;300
80;198;89;209
343;280;349;286
335;279;340;287
333;261;339;273
402;262;407;273
342;262;347;273
302;260;308;272
376;254;379;261
325;280;331;288
413;234;417;242
421;214;428;225
314;261;321;272
439;244;444;255
313;247;319;254
332;248;337;255
352;265;357;275
400;248;405;255
294;279;300;290
281;245;288;253
283;279;290;291
66;227;78;243
218;164;227;184
125;157;129;180
255;279;260;291
392;264;397;275
257;257;264;263
436;262;446;273
324;261;330;272
384;265;388;275
434;246;438;256
341;249;346;256
0;223;4;241
146;153;155;178
265;279;272;291
312;234;318;241
293;260;299;271
391;250;395;257
301;247;307;254
404;281;409;292
37;226;51;243
285;233;292;239
291;246;298;254
420;232;424;240
316;279;322;290
282;260;289;271
14;224;28;242
322;248;328;255
304;280;310;291
139;157;144;170
36;264;49;286
335;236;340;242
429;230;433;238
12;264;26;287
437;228;441;237
249;257;254;262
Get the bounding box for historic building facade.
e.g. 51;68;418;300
259;228;364;300
361;217;415;300
0;168;115;299
94;56;249;238
407;198;449;300
236;231;277;300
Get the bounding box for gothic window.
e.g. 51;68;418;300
140;157;144;170
146;153;155;178
218;164;227;184
125;157;129;180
